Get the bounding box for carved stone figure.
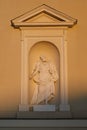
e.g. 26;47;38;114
30;56;59;105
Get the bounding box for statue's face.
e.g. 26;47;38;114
40;56;47;62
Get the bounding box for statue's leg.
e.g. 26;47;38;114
45;98;48;104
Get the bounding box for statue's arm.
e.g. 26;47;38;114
30;62;39;79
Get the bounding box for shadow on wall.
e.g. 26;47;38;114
70;90;87;119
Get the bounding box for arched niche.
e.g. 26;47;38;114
28;41;60;108
11;5;77;113
18;33;71;112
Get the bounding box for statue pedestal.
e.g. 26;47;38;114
33;105;56;111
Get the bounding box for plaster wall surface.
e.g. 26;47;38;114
0;0;87;118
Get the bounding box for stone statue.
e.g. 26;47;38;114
30;56;59;105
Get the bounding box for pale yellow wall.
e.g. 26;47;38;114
0;0;87;117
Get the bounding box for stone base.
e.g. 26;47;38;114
59;104;70;111
17;111;72;119
19;104;29;111
33;105;56;111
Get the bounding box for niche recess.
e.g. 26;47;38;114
11;4;77;112
29;41;60;107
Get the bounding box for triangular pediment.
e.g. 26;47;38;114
11;4;77;28
23;13;62;23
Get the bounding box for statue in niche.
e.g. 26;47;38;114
30;56;59;105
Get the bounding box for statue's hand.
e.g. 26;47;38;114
29;75;33;80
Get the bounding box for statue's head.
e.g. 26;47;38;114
40;56;47;62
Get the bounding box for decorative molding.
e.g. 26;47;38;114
11;4;77;28
0;120;86;128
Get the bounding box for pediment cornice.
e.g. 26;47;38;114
11;4;77;28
